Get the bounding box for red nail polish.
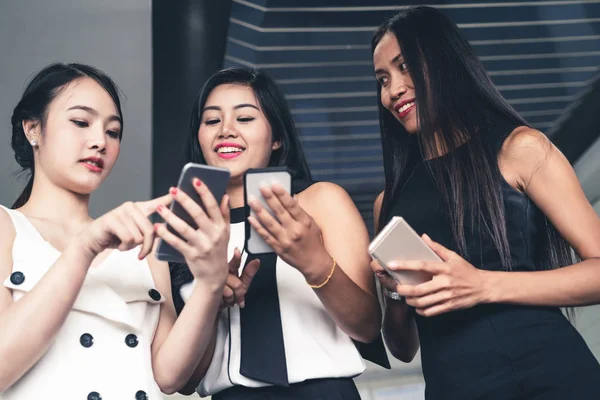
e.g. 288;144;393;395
153;223;159;231
157;205;164;212
194;179;202;187
170;187;178;195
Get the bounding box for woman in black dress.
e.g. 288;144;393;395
371;6;600;399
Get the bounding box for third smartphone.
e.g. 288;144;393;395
244;167;292;255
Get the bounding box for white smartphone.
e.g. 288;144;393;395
244;167;292;255
368;216;440;285
156;163;230;263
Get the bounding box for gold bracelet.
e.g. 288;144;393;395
307;257;337;289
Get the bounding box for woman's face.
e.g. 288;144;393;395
197;84;280;183
373;33;418;134
27;77;122;195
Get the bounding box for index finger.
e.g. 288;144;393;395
136;193;174;216
271;184;305;221
388;260;447;275
396;278;443;298
194;178;223;222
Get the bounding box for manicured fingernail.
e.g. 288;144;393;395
157;205;164;212
154;223;159;231
194;178;202;187
170;187;178;195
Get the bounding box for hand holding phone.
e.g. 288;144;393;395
155;163;230;263
368;217;439;285
244;167;292;255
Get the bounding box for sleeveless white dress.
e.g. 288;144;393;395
0;205;165;400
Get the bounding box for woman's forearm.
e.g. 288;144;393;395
0;243;94;391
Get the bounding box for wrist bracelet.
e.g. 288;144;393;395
307;257;337;289
382;287;404;301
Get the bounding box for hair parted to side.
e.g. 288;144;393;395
10;63;123;209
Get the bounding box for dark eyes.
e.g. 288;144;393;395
71;120;88;128
204;117;255;125
376;62;409;86
71;120;120;139
377;76;389;86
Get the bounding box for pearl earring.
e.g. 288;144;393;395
30;140;38;147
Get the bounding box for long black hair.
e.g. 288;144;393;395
10;62;123;209
373;7;576;275
184;67;311;181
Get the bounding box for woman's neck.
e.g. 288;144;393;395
19;176;92;227
226;183;245;209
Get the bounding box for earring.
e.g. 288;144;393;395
30;140;38;147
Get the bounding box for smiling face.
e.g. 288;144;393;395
373;32;418;135
197;83;281;183
25;77;122;195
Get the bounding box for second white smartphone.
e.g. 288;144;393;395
244;167;292;255
369;216;440;285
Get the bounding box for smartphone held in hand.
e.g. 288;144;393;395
155;163;230;263
369;216;439;285
244;167;292;255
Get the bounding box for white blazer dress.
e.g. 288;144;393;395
0;205;165;400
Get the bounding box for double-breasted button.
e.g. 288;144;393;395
148;289;161;301
80;333;94;348
125;334;139;348
87;391;102;400
10;271;25;285
135;390;148;400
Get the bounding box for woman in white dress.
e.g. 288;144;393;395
0;63;230;399
170;68;387;400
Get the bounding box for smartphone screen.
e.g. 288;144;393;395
244;167;291;255
155;163;230;263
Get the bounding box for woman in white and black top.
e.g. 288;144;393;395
171;68;389;399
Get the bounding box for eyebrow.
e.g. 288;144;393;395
67;105;122;124
202;103;260;113
374;53;404;75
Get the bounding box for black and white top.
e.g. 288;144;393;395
170;181;388;396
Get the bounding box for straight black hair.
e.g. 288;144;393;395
372;7;577;279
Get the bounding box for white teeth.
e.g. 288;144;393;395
398;102;415;113
217;147;243;154
84;160;99;167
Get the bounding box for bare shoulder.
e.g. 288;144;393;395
297;181;353;210
501;126;552;156
498;126;558;190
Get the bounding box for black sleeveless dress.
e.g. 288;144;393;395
383;126;600;399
